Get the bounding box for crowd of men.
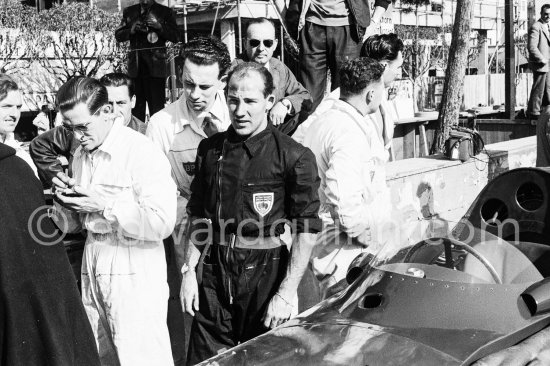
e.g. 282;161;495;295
1;1;534;365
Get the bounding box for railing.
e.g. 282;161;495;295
416;73;533;112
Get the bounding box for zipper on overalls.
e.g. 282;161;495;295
216;145;224;224
216;144;234;304
228;233;236;304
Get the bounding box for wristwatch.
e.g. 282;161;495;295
280;99;292;114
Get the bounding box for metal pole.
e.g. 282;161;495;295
183;3;188;43
170;53;177;103
280;23;284;63
237;0;242;54
505;0;516;119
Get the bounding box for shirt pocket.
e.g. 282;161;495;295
168;147;197;196
241;180;285;231
93;170;133;203
168;131;202;197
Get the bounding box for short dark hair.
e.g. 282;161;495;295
180;36;231;78
246;18;276;35
56;76;109;115
360;33;404;62
227;62;274;97
339;57;385;98
0;74;19;102
99;72;134;97
542;4;550;12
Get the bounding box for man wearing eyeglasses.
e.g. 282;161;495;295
30;73;147;188
233;18;311;135
51;76;176;365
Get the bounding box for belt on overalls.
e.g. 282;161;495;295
196;233;282;286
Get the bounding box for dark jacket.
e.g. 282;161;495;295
233;56;311;116
0;143;100;366
29;116;146;187
187;125;322;237
286;0;391;41
115;3;179;78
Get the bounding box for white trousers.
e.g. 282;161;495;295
81;233;174;366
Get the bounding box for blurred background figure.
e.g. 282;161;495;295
32;104;52;135
115;0;179;122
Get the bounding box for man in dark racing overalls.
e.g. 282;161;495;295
180;62;321;364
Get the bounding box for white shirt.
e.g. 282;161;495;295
303;99;391;247
293;88;394;152
147;90;230;230
71;122;176;241
3;133;38;177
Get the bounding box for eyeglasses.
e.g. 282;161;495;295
62;121;92;133
60;106;103;134
248;39;274;48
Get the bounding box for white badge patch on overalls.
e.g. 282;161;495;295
253;193;274;217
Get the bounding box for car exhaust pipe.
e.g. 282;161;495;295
346;252;375;284
521;278;550;316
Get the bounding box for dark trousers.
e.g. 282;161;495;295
536;107;550;167
164;237;192;366
133;76;166;121
187;244;289;365
528;71;550;116
299;22;362;110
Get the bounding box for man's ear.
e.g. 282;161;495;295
266;94;275;111
131;95;136;109
219;74;228;90
100;104;112;115
365;88;374;105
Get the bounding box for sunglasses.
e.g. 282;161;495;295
62;121;92;133
248;39;274;48
61;106;103;134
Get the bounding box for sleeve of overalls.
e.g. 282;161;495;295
324;126;375;243
102;141;177;241
286;147;322;234
146;113;172;155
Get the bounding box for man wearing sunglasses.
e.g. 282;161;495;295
30;73;147;188
233;18;311;136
